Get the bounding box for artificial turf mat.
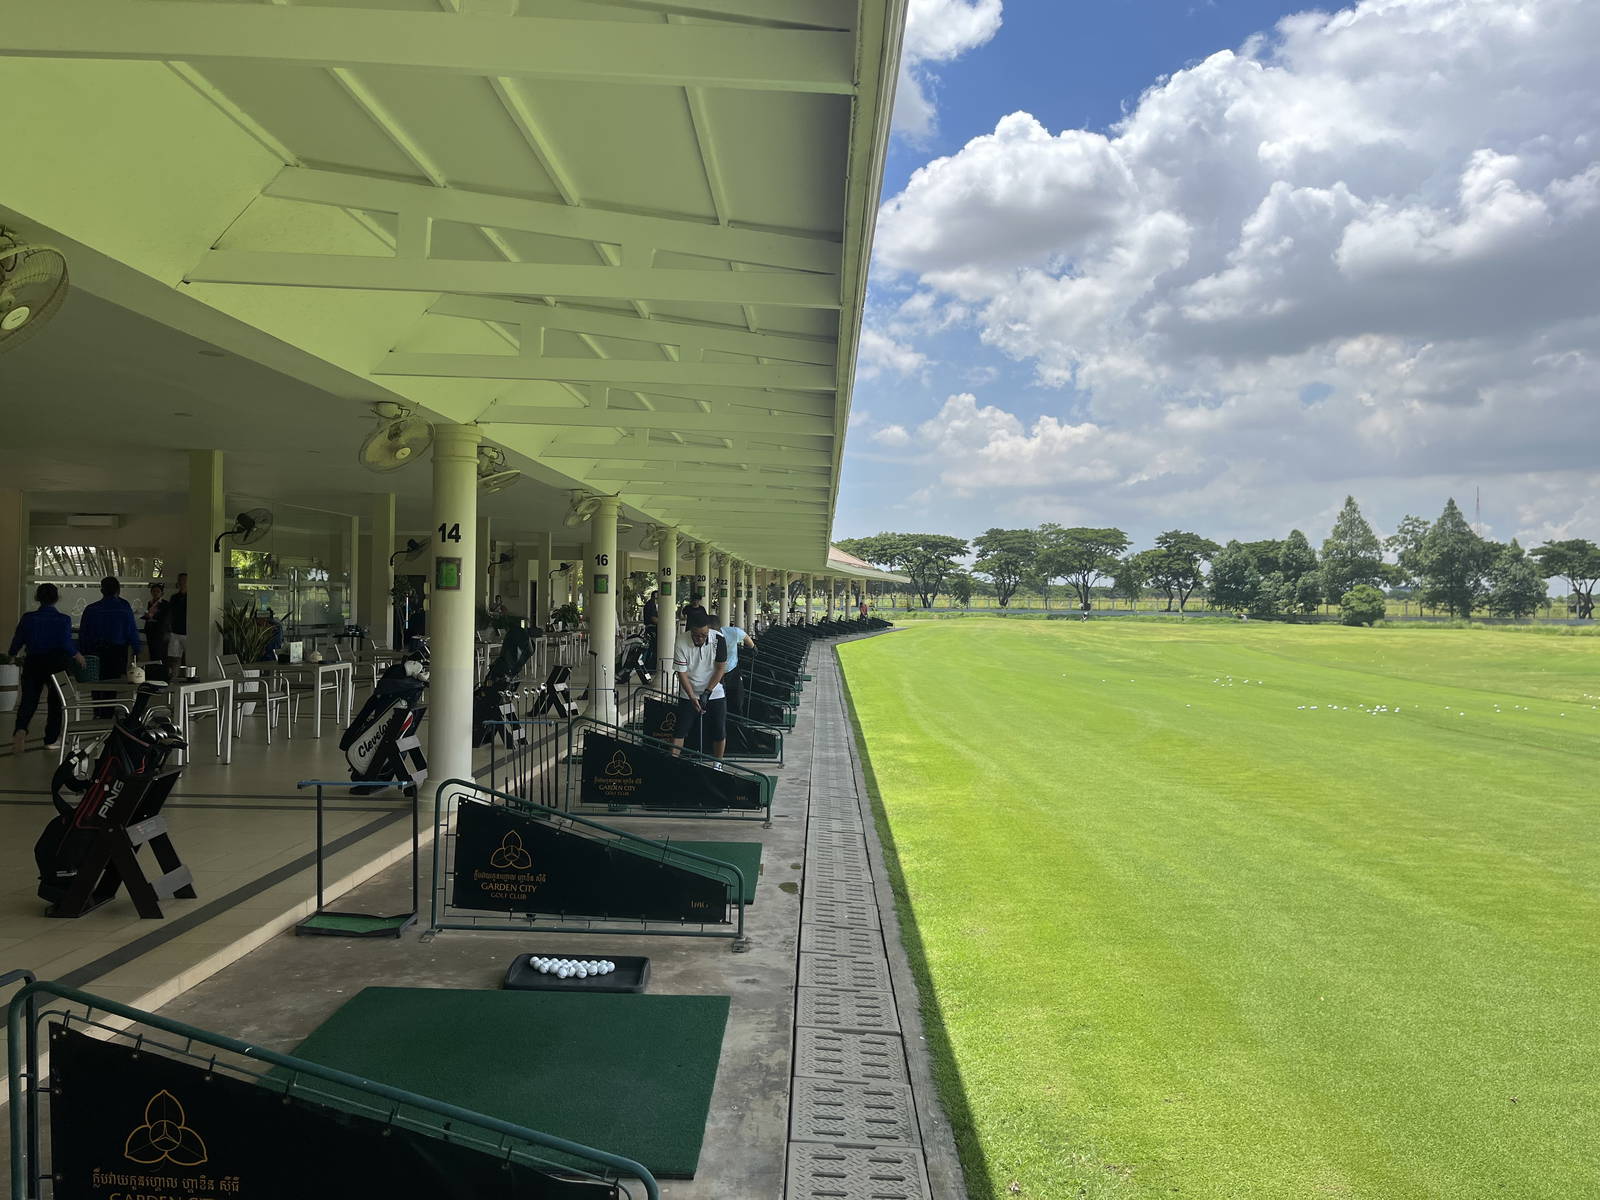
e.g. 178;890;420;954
840;619;1600;1200
289;987;730;1178
666;840;762;904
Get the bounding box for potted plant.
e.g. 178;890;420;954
0;652;17;715
218;600;277;714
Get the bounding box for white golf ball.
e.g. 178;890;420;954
558;967;571;979
575;967;588;979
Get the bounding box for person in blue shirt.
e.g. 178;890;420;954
79;576;143;681
707;616;755;718
9;584;87;753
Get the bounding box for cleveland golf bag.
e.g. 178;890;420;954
341;639;429;793
473;626;535;748
35;681;189;914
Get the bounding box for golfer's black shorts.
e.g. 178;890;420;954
674;695;727;745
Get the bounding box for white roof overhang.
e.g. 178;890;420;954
0;0;906;572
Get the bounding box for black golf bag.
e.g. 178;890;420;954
35;682;192;917
617;628;655;686
473;626;535;748
341;641;429;793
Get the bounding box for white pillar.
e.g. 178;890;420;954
589;496;620;724
534;531;554;623
827;575;836;619
743;564;755;629
187;450;225;674
805;573;815;624
693;542;710;610
656;526;678;678
781;571;792;623
429;424;480;789
716;553;731;619
365;493;395;647
0;489;27;644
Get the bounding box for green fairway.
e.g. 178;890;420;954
838;619;1600;1200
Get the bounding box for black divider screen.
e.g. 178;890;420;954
580;729;762;812
48;1027;612;1198
643;697;777;759
452;800;728;922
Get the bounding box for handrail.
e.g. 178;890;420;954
7;978;660;1200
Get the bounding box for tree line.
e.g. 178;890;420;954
837;497;1600;623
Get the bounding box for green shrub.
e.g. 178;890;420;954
1340;584;1387;626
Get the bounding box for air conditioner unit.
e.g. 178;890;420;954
66;513;124;529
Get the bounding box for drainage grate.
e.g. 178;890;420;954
801;923;882;958
802;895;880;930
806;875;878;908
786;1144;932;1200
794;1027;910;1084
790;1078;917;1147
797;986;901;1033
800;952;891;991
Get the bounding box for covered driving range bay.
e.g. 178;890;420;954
839;619;1600;1200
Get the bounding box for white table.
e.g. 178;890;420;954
173;677;234;765
260;661;354;737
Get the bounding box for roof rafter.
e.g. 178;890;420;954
480;405;833;437
188;252;841;308
265;168;841;274
1;1;856;93
376;352;834;390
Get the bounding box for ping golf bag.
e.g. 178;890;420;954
35;682;191;916
473;626;535;748
617;628;655;686
341;639;430;793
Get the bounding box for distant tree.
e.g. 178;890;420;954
1278;529;1323;614
1384;514;1431;587
1417;499;1495;618
1532;539;1600;619
1111;555;1146;606
1241;539;1285;577
839;532;968;609
1340;585;1387;626
1037;525;1131;611
972;528;1039;607
1141;531;1221;612
1209;541;1262;614
947;571;975;607
1321;496;1384;597
1487;541;1548;619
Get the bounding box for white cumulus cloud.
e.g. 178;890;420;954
868;0;1600;542
893;0;1004;141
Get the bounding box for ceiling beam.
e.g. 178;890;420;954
428;295;837;365
270;168;842;275
189;251;840;308
0;2;856;93
627;486;829;501
589;0;856;29
377;352;835;390
481;406;833;437
543;441;830;466
584;463;831;483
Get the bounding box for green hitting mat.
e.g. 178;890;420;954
290;988;730;1178
668;841;762;905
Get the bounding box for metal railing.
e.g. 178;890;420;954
7;977;659;1199
429;777;749;944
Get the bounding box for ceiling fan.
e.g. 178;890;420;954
0;230;69;354
358;402;434;473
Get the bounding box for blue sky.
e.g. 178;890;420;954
836;0;1600;554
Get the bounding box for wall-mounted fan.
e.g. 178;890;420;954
564;491;602;527
213;507;274;553
641;524;675;551
389;536;431;567
477;445;522;494
0;231;69;354
359;402;434;473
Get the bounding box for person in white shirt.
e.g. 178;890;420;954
671;611;728;758
707;617;755;718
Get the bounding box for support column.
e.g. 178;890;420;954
656;526;678;678
0;489;27;645
781;571;792;624
365;493;395;646
187;450;225;674
805;574;815;624
826;575;835;619
716;553;731;619
744;564;755;630
694;542;711;611
429;424;480;790
534;531;553;623
588;496;620;724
